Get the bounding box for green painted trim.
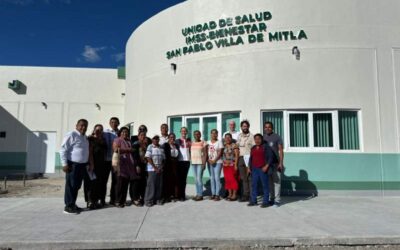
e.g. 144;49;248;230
117;67;126;79
55;152;62;170
186;177;400;190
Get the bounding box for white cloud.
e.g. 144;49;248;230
111;52;125;63
81;45;107;63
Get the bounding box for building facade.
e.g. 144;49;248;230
124;0;400;192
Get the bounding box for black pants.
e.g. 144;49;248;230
115;176;129;205
129;178;146;201
64;161;87;208
177;161;190;199
96;163;109;203
106;161;118;203
83;171;97;203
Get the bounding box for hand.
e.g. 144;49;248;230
246;167;251;175
88;164;94;172
262;165;269;173
62;165;70;173
234;165;238;171
136;166;141;174
278;163;284;172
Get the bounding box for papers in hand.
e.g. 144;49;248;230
86;166;96;181
243;154;250;167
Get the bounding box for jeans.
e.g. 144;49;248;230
250;167;269;205
192;164;204;196
268;166;282;203
64;161;87;208
208;162;222;196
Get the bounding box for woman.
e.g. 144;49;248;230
85;124;107;209
131;131;148;206
176;127;191;201
163;133;180;202
222;133;239;201
191;130;207;201
113;127;136;208
207;129;224;201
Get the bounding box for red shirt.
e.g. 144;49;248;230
251;145;265;168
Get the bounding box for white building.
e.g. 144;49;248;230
1;0;399;193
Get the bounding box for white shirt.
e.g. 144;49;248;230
178;138;191;161
60;130;89;166
103;128;118;161
145;144;165;172
223;130;240;142
160;135;169;145
207;140;224;164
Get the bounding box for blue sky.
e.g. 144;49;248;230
0;0;184;68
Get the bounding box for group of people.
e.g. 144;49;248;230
60;117;284;214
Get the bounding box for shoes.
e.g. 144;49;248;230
63;206;79;214
109;201;116;206
247;202;258;207
74;205;83;212
210;195;216;200
214;196;221;201
145;203;153;207
260;203;271;208
87;203;97;210
239;196;249;202
156;200;164;206
116;203;125;208
272;202;281;208
193;196;203;201
178;198;186;202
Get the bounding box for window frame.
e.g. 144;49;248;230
168;111;241;141
261;109;362;153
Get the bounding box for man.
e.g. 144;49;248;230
60;119;89;214
263;121;284;207
223;120;240;142
103;117;120;206
131;124;152;145
160;123;169;145
236;120;255;202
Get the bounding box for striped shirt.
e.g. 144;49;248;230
191;140;205;165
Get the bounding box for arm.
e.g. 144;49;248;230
233;147;239;171
262;145;274;173
60;133;72;173
278;144;284;170
201;143;207;168
88;140;94;171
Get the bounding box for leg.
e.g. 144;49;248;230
273;169;282;204
238;157;250;200
64;162;74;208
208;163;216;196
214;163;222;197
144;172;156;205
109;170;118;204
268;172;275;202
250;168;260;204
193;164;203;197
71;163;85;207
155;172;163;203
260;170;270;205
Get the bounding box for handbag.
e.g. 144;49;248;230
111;149;120;173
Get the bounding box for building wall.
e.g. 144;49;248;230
0;66;125;174
125;0;400;191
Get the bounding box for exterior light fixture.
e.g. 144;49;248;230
95;103;101;110
292;46;300;60
41;102;47;109
121;93;126;97
171;63;177;74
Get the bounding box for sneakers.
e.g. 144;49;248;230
63;206;79;214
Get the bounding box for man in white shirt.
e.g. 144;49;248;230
160;123;169;145
236;120;255;202
60;119;89;214
103;117;120;206
223;120;240;142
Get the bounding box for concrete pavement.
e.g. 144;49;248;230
1;193;400;249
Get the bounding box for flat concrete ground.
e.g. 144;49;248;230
1;191;400;249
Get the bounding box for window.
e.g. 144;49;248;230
261;110;361;151
168;112;240;140
338;111;360;150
